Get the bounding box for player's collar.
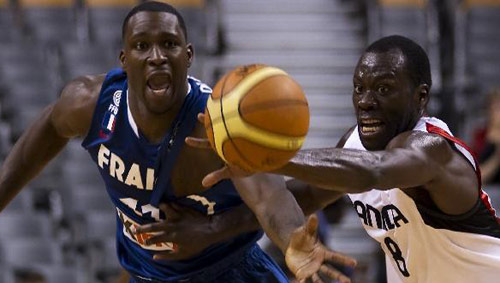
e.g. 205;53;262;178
127;90;140;138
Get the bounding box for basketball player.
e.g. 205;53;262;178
189;35;500;282
0;2;355;282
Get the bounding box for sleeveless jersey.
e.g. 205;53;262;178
345;116;500;283
82;69;262;280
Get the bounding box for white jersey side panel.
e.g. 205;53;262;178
345;116;500;283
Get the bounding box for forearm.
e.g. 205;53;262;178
209;179;343;245
232;174;305;252
252;187;304;252
210;203;260;243
276;148;378;193
0;105;69;211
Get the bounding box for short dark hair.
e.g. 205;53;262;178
122;1;188;40
365;35;432;88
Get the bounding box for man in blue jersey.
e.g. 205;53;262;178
0;1;355;282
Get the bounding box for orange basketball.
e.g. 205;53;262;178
205;64;309;172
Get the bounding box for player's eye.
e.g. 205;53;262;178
354;85;363;94
165;41;178;48
135;42;148;50
377;85;389;94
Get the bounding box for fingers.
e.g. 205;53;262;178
135;222;165;234
202;166;231;187
320;265;351;283
185;137;212;149
152;244;179;260
311;273;323;283
288;223;309;250
325;250;357;267
142;232;170;246
197;113;205;124
153;251;174;260
305;214;319;238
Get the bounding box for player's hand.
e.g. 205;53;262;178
199;163;254;187
184;113;212;149
134;203;216;261
286;215;357;283
186;113;254;187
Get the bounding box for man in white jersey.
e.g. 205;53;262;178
190;35;500;282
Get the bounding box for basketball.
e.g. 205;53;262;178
204;64;310;172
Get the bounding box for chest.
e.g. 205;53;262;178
349;189;421;234
94;121;225;197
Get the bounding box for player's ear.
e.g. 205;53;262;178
416;83;429;112
119;50;127;70
186;43;194;68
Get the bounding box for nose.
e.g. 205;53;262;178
148;45;167;66
357;91;377;110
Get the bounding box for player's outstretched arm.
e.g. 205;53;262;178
232;173;355;283
231;173;304;252
0;75;103;212
278;131;467;193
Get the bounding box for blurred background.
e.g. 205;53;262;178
0;0;499;282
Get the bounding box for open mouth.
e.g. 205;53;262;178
147;73;171;95
360;119;384;134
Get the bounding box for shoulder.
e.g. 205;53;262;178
387;130;455;163
389;130;479;214
62;74;106;98
51;74;106;138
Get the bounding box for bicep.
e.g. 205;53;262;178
373;134;452;190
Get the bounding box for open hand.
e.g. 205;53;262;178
134;203;217;261
185;113;254;187
286;215;357;283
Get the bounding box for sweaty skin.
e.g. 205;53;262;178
276;50;478;216
182;47;483;283
197;49;479;217
184;42;495;283
0;10;356;283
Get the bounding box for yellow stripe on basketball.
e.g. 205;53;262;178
206;98;229;162
206;66;305;161
224;67;288;99
225;115;305;151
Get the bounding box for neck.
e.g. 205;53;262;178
408;113;424;130
128;87;186;144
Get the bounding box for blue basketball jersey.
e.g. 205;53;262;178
82;69;262;280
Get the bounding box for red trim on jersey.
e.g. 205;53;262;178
426;123;500;223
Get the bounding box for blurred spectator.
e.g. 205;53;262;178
472;88;500;184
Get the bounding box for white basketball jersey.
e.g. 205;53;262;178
345;116;500;283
